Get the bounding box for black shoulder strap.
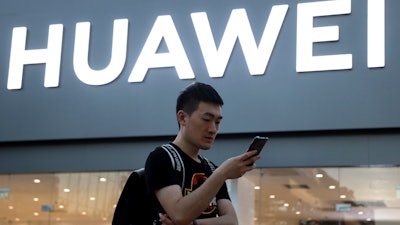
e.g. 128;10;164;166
199;155;216;172
161;144;186;188
160;145;215;189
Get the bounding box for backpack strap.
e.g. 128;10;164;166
199;155;216;172
161;144;186;188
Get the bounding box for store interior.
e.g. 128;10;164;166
0;167;399;225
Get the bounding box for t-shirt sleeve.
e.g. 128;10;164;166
145;147;181;193
217;182;231;201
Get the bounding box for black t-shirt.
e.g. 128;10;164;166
145;143;230;219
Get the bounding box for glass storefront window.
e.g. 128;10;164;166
1;167;399;225
242;167;400;225
0;171;131;225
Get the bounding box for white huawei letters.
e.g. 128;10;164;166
296;0;385;72
191;6;288;78
6;0;385;90
8;24;63;89
128;15;195;83
296;0;353;72
367;0;385;68
74;19;128;86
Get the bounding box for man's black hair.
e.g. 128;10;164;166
176;82;224;116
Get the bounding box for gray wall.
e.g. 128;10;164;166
0;1;399;173
1;130;399;174
1;0;400;142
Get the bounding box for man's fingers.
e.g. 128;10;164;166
244;149;259;159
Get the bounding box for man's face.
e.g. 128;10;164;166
183;102;223;150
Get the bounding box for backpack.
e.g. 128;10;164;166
112;144;216;225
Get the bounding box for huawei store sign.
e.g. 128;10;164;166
6;0;385;90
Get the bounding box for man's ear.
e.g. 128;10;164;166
177;110;187;126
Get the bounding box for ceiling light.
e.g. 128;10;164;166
254;186;260;190
315;173;323;178
340;195;346;199
33;212;39;216
99;177;107;182
33;197;39;202
33;179;41;183
90;197;96;201
81;211;87;215
269;195;275;199
329;185;336;189
296;211;301;215
8;206;14;210
284;203;289;207
358;211;364;215
63;188;71;193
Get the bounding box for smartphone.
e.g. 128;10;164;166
247;136;269;154
246;136;268;166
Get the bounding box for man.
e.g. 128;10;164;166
145;82;260;225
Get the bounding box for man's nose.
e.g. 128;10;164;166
209;123;218;133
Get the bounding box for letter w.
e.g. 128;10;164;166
191;6;288;78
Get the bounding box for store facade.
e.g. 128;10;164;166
1;0;400;224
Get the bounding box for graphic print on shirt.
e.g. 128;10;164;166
184;173;217;215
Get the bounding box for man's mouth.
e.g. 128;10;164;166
205;137;214;142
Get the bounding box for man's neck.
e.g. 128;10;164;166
173;135;201;163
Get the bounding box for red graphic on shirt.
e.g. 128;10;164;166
184;173;217;215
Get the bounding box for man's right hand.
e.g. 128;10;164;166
217;150;260;180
